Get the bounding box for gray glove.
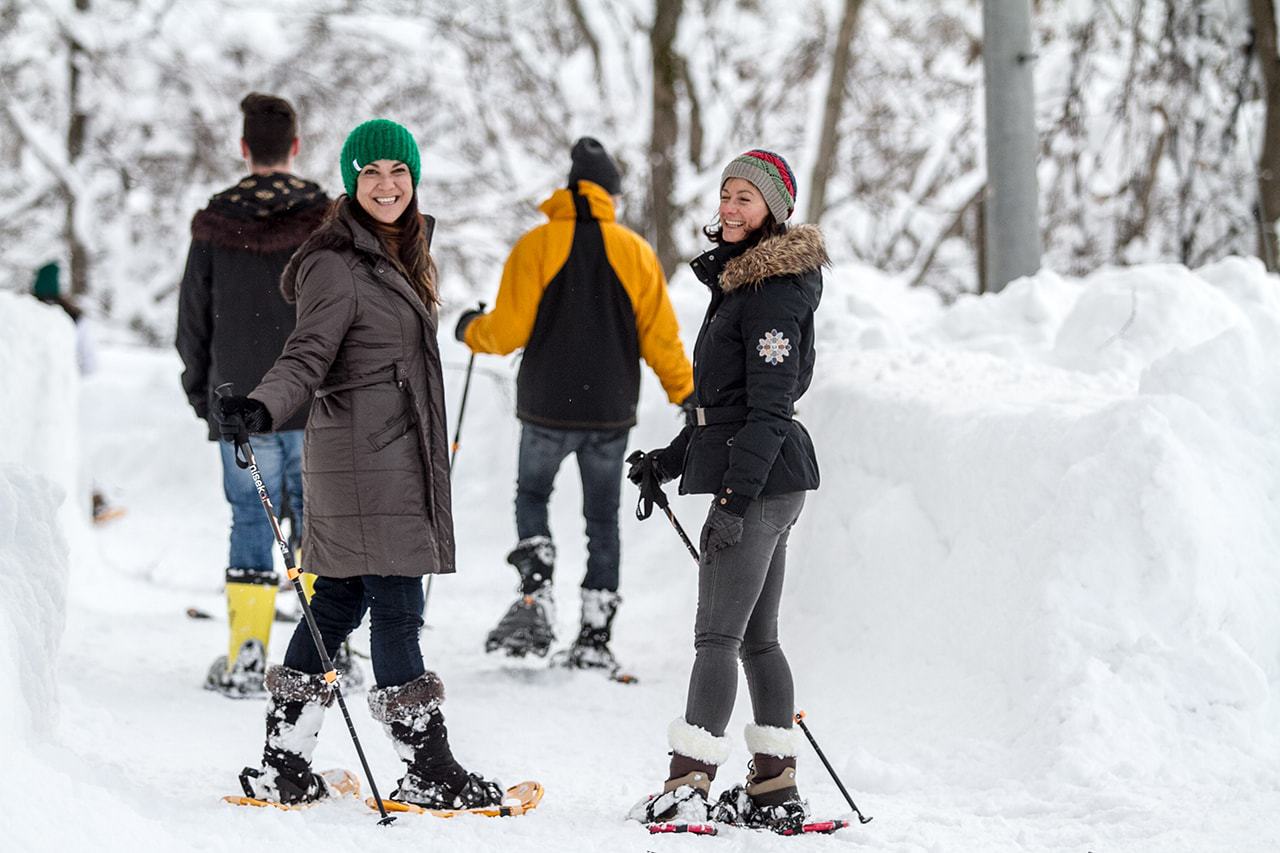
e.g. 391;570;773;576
700;507;744;556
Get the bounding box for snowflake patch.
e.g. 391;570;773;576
756;329;791;365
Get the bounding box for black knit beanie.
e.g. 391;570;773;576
566;137;621;195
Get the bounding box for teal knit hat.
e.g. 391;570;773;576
32;262;60;300
339;119;420;197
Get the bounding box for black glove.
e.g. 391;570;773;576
216;395;272;443
454;308;483;343
626;449;673;488
679;394;697;417
700;487;750;556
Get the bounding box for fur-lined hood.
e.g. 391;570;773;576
719;224;829;293
190;173;328;254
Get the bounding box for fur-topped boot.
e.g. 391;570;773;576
237;665;334;804
711;723;809;832
628;718;731;825
368;671;504;809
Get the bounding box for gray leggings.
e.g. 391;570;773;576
684;491;805;737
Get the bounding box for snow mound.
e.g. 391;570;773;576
788;258;1280;790
0;293;75;757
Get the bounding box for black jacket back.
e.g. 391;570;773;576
176;173;328;439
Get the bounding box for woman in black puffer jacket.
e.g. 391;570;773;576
629;150;827;833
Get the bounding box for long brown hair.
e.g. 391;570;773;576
348;193;439;306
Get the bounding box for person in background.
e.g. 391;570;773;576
456;137;693;674
30;261;120;524
627;150;827;833
175;92;331;698
217;119;507;809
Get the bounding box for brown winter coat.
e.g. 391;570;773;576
250;200;454;578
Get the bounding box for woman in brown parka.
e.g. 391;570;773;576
216;119;505;810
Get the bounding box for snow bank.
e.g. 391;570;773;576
787;257;1280;791
0;293;75;756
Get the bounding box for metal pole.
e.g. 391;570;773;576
794;711;872;824
982;0;1042;292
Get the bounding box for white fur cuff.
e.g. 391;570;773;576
744;722;799;758
667;717;732;765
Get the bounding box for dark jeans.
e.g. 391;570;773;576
684;492;805;736
283;574;424;689
219;430;304;571
515;423;628;591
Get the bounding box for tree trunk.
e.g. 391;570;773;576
982;0;1042;292
649;0;682;279
806;0;864;224
1250;0;1280;271
66;0;90;297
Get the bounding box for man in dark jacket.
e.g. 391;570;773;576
456;137;693;672
176;92;328;697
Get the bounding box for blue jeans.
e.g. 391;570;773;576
219;430;304;571
515;423;628;592
283;574;424;689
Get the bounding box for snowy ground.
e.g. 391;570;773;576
4;257;1280;851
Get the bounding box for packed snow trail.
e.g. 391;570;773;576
5;257;1280;850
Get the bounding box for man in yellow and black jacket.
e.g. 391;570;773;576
456;137;693;671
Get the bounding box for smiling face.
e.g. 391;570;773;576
718;177;770;243
355;159;414;224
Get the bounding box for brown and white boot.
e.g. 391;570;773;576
628;718;731;825
712;723;810;832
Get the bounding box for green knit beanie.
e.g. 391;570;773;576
339;119;420;197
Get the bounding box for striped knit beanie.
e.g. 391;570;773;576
339;119;420;197
720;149;797;223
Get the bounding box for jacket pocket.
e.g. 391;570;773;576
368;407;414;451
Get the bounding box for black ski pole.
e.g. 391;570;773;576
448;300;485;471
424;301;487;623
793;710;872;824
627;450;700;563
215;384;396;826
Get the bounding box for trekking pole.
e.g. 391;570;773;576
793;710;873;824
216;384;395;827
424;301;487;623
627;450;700;563
448;300;485;471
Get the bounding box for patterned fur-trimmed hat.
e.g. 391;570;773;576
339;119;420;197
720;149;797;223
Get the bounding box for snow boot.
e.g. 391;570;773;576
712;724;809;832
628;718;730;824
485;537;556;657
205;568;278;697
237;665;334;805
368;671;505;809
556;588;621;670
508;535;556;593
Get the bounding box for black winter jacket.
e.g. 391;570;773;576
176;173;329;439
658;224;827;499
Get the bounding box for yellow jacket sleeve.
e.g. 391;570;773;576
608;230;694;405
464;225;569;355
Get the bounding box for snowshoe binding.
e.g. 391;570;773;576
204;638;267;698
485;586;555;657
629;770;716;835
